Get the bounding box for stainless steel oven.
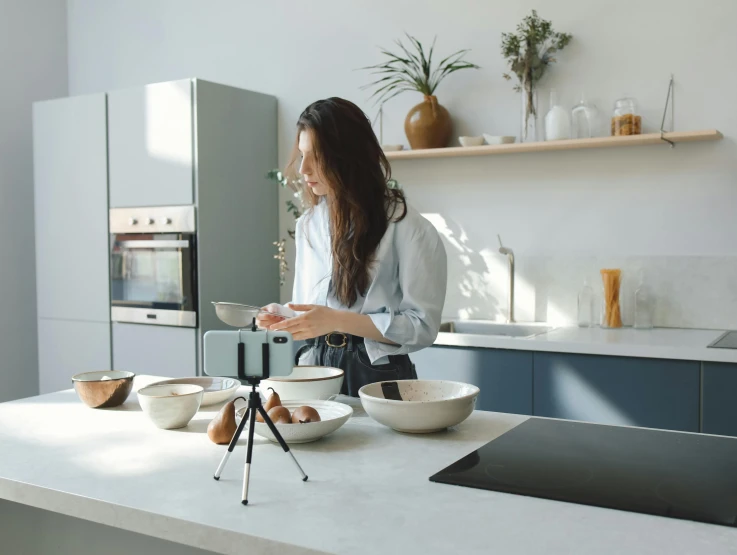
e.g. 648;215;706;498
110;206;197;327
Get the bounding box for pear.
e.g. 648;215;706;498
207;398;240;445
267;405;292;424
291;405;321;424
257;387;281;423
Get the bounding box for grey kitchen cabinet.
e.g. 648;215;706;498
412;346;532;414
193;80;279;340
38;318;111;395
702;362;737;437
533;352;699;432
33;94;110;322
112;323;196;378
108;79;194;208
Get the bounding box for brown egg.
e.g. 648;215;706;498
267;405;292;424
291;405;321;424
257;387;281;423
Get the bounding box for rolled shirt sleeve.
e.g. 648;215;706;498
365;217;448;365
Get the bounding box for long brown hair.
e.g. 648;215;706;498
289;97;407;308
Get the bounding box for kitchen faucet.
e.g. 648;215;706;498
497;235;515;324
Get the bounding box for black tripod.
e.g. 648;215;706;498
212;324;308;505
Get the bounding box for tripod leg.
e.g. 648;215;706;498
242;403;258;505
214;407;249;481
258;407;308;482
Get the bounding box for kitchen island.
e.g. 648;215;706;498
1;377;736;555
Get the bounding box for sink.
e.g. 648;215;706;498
439;320;555;338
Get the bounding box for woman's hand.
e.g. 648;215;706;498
268;304;339;340
256;303;287;330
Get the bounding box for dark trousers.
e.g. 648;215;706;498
295;334;416;397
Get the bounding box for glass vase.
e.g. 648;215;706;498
520;85;539;143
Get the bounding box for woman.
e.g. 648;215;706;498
258;97;447;397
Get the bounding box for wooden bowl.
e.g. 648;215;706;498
71;371;135;408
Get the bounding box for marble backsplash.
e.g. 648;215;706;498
442;255;737;330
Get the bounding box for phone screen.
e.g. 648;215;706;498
203;330;294;379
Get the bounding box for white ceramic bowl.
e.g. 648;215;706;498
459;136;484;147
358;380;479;433
237;399;352;444
147;377;240;406
137;384;204;429
260;366;344;401
382;144;404;152
483;134;516;145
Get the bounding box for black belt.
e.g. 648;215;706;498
307;333;364;350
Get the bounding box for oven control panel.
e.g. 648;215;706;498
110;205;196;234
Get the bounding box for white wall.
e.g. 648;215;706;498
67;0;737;329
0;0;68;402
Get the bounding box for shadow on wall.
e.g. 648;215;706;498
422;212;502;321
422;213;576;324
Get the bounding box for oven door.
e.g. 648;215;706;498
110;233;197;327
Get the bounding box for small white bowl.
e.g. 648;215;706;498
260;366;344;401
459;136;484;147
137;384;204;429
147;377;240;406
483;134;516;145
382;144;404;152
358;380;479;433
237;399;353;444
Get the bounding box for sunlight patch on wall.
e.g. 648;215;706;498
145;81;192;165
423;212;571;324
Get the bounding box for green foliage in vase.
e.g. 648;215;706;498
361;34;479;104
501;10;572;130
501;10;572;91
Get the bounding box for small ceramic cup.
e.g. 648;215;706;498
459;136;484;147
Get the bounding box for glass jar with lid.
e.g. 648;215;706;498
611;97;642;136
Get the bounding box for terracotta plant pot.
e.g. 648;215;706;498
404;95;452;149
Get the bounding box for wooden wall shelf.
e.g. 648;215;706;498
384;129;723;161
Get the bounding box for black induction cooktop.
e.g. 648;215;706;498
430;418;737;526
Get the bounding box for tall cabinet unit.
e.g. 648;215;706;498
107;79;194;208
33;94;111;394
34;79;279;390
106;79;278;378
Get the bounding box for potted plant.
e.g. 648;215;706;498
501;10;572;143
362;34;479;150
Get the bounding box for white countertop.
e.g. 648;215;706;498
1;376;736;555
435;326;737;363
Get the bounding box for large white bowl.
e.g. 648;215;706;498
260;366;344;401
358;380;479;433
147;377;240;406
137;384;204;429
236;399;353;444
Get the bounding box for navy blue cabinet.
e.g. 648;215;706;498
411;346;532;415
702;362;737;437
533;353;700;432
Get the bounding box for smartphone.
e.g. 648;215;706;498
203;329;293;380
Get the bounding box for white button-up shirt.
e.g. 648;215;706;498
284;199;447;365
